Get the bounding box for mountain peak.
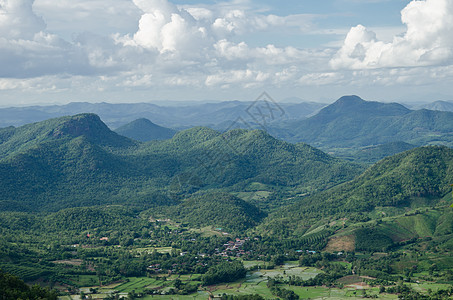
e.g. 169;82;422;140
52;113;105;138
335;95;365;105
50;113;135;147
115;118;176;142
316;95;410;118
129;118;157;126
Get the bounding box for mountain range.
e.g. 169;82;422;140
272;95;453;156
0;113;362;214
1;95;453;299
416;100;453;112
1;109;453;297
0;100;325;130
1;95;452;164
1;112;451;234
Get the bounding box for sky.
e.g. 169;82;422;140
0;0;453;106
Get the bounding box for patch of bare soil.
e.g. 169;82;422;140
325;234;355;252
51;259;83;266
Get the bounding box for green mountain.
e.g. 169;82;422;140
0;114;362;213
115;118;176;142
265;146;453;235
152;127;363;193
0;113;135;160
151;192;266;232
279;95;453;150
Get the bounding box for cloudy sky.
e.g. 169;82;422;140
1;0;452;106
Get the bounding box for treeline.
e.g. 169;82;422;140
0;269;58;300
202;261;246;285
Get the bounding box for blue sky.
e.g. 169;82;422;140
0;0;452;106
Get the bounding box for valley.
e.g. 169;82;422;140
0;96;452;299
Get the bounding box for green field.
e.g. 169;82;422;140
114;277;166;293
67;275;100;287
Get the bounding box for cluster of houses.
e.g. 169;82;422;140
146;238;251;274
218;238;249;257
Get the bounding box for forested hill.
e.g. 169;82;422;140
265;145;453;233
277;95;453;149
149;192;267;232
0;114;362;212
0;113;135;159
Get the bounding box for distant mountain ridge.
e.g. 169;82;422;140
276;95;453;150
0;100;325;130
417;100;453;112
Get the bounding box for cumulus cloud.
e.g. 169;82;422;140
6;0;451;103
107;0;327;91
0;0;142;78
331;0;453;69
205;69;270;88
121;0;212;55
33;0;141;38
0;0;46;39
299;72;344;86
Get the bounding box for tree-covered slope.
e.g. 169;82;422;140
324;206;453;252
0;113;135;160
151;192;266;232
140;127;363;191
0;114;362;212
0;269;58;300
265;146;453;233
115;118;176;142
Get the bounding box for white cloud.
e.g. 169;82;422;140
124;0;212;55
33;0;141;38
299;72;344;86
0;0;45;39
214;39;250;60
185;7;213;21
331;0;453;69
0;0;144;78
205;69;269;87
1;0;451;104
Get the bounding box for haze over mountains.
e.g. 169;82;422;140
2;95;451;165
415;100;453;112
272;95;453;154
0;100;326;130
